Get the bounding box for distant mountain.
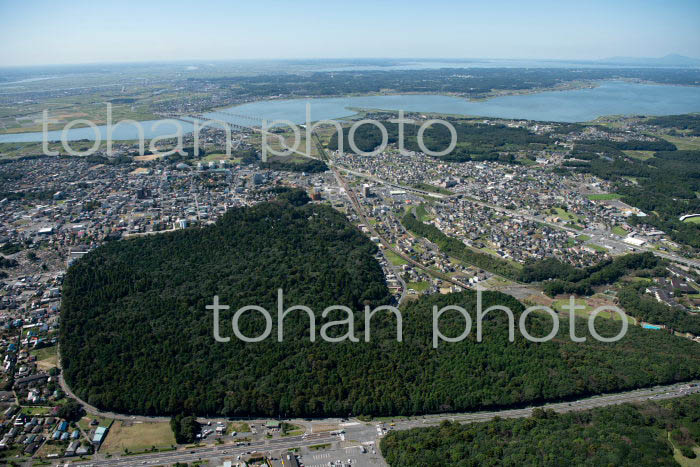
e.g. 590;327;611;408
596;54;700;67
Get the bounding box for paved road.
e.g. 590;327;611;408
62;380;699;467
70;433;338;467
384;381;700;431
329;163;471;291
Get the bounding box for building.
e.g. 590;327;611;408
265;421;280;431
92;426;108;445
623;236;646;247
282;452;300;467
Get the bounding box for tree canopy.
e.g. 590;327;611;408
380;394;700;466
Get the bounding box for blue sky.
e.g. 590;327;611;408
0;0;698;66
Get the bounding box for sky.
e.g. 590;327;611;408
0;0;699;66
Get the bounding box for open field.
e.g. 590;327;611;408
586;193;623;201
30;345;57;361
683;216;700;224
658;134;700;151
552;207;582;222
552;296;634;323
412;182;453;195
21;406;52;416
31;345;59;369
35;441;65;458
100;421;175;455
669;431;700;467
612;225;628;236
407;281;430;292
384;249;408;266
133;153;164;161
78;414;114;432
227;422;251;433
623;150;654;160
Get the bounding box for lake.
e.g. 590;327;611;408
2;81;699;143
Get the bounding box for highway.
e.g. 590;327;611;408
64;380;699;467
70;433;338;467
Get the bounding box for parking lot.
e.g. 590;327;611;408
298;444;386;467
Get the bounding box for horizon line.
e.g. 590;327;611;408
1;54;700;70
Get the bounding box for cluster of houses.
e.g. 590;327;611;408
0;408;92;458
646;266;700;313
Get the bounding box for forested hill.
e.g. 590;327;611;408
380;394;700;466
61;216;700;421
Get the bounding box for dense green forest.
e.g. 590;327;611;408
402;211;522;279
380;394;700;466
61;203;700;420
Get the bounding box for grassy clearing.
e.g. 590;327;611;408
227;422;251;433
21;406;51;416
31;345;59;370
553;298;633;323
100;421;175;455
658;134;700;151
201;153;231;161
576;234;591;242
281;423;304;437
553;207;582;222
683;216;700;224
407;281;430;293
414;204;432;222
553;298;592;316
623;150;654;160
35;442;64;458
78;415;114;432
587;193;623;201
412;182;453;195
611;226;628;236
668;431;700;467
384;249;408;266
587;243;608;253
30;345;57;361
